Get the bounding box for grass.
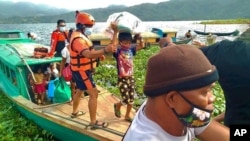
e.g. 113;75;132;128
0;91;55;141
200;18;250;24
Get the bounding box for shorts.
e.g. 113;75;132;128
34;83;46;94
118;76;135;104
72;70;96;91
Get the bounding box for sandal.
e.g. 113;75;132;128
71;111;86;118
125;118;133;123
87;120;109;130
114;104;121;118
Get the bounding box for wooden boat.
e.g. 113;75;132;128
90;27;178;47
0;30;134;141
173;37;192;44
193;29;239;36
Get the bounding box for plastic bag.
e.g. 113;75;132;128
54;77;71;103
62;65;72;81
104;11;144;39
48;80;56;98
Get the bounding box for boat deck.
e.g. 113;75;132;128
14;86;135;141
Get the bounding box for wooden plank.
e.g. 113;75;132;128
13;85;135;141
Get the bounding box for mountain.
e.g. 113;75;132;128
0;1;70;19
0;0;249;24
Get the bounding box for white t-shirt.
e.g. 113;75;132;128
61;47;70;64
122;101;209;141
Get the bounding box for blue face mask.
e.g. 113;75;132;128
84;28;92;35
172;91;212;128
59;26;66;32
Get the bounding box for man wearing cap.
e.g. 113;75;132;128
122;44;229;140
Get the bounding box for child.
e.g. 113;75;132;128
33;67;46;105
112;28;145;122
59;43;75;105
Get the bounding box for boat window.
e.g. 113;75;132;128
0;61;3;70
1;64;17;87
6;67;10;79
10;69;17;86
0;32;20;39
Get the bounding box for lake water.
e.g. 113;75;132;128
0;21;249;45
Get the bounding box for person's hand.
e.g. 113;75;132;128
105;44;117;53
134;33;142;40
110;22;119;32
99;55;105;61
192;40;206;47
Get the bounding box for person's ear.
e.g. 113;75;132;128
165;91;179;108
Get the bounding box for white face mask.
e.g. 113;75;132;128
84;28;92;35
59;26;66;32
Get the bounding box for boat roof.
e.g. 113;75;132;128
0;30;36;44
0;42;61;67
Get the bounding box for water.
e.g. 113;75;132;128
0;21;249;45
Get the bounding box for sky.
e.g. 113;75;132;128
9;0;169;10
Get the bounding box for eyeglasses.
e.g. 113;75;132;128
58;25;66;27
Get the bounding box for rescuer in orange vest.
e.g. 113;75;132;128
69;10;117;129
48;19;69;57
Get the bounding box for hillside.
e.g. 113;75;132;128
0;0;249;24
0;1;70;20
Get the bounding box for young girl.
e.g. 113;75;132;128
33;67;46;105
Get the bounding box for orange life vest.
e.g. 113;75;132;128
70;31;98;71
48;30;68;57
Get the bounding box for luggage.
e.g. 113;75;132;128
33;46;48;58
104;11;144;39
62;65;72;81
54;77;71;103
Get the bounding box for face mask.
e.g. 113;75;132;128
120;45;130;50
172;91;212;128
84;28;92;35
59;26;66;32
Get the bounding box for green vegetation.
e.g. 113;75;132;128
200;18;250;24
0;91;55;141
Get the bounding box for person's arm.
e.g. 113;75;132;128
213;112;225;123
192;40;206;48
48;31;58;57
73;39;115;59
135;33;145;51
59;58;66;77
110;22;118;46
197;120;229;141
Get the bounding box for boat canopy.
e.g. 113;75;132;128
0;42;61;67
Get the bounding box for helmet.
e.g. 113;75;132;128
75;11;95;27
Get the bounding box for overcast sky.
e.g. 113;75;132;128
8;0;169;10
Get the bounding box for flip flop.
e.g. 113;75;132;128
114;104;121;118
71;111;86;118
87;120;109;130
125;118;133;123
